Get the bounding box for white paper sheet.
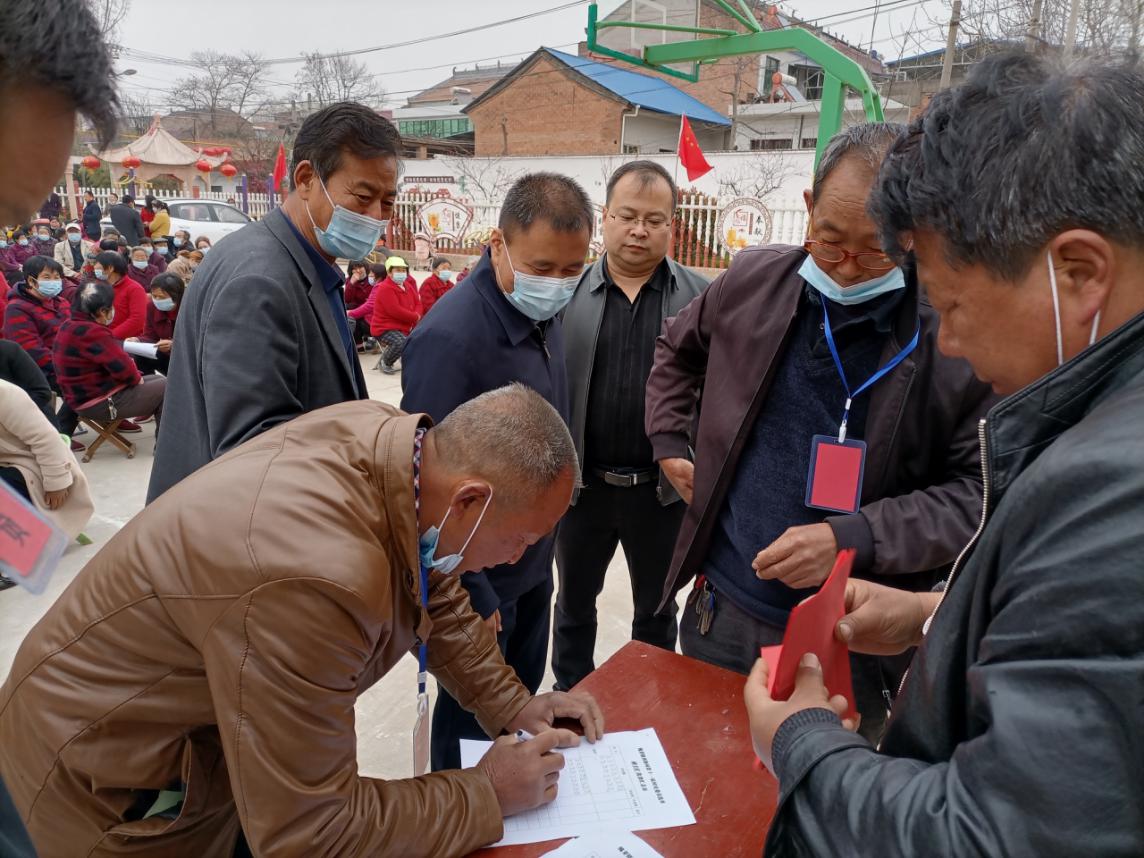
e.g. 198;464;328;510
542;832;663;857
460;728;694;847
123;341;158;359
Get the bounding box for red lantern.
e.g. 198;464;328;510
202;147;221;157
81;155;101;170
195;159;212;173
219;162;238;178
122;154;142;169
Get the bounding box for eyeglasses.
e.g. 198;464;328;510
608;213;671;232
805;240;895;272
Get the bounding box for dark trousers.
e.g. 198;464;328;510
0;466;30;501
350;317;370;345
374;329;407;368
0;775;36;858
133;353;171;376
552;479;685;690
430;575;553;771
679;579;895;743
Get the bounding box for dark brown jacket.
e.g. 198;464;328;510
0;403;529;857
646;245;996;608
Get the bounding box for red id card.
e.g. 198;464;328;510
805;435;866;514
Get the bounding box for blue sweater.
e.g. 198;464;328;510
705;285;901;627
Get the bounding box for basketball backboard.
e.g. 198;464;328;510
589;0;702;81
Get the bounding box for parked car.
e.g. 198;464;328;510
101;199;251;245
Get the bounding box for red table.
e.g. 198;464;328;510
469;641;778;857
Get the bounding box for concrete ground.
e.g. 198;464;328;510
0;349;682;782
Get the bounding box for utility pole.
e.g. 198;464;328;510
1025;0;1045;52
1063;0;1081;58
939;0;961;90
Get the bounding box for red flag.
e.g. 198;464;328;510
677;116;713;182
271;142;287;191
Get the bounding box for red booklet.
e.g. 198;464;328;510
760;548;857;720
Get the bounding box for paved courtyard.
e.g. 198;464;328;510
0;350;682;780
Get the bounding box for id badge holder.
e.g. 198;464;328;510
412;688;430;776
805;435;867;514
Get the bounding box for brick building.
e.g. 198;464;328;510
464;48;729;157
581;1;888;142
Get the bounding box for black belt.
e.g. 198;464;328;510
591;467;657;488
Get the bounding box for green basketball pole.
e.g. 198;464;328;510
586;2;885;168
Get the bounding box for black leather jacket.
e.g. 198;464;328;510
764;309;1144;856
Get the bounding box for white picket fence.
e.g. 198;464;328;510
390;190;808;270
51;186;277;221
51;185;807;269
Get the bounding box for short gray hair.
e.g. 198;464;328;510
431;383;579;504
811;122;906;202
871;51;1144;280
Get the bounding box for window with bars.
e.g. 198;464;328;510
750;138;793;150
397;118;472;139
762;56;781;96
788;64;825;101
800;137;818;149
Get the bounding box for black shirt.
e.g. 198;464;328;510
584;258;668;469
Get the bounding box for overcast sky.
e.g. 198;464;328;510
113;0;951;111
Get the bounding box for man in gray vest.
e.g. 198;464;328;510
553;161;707;690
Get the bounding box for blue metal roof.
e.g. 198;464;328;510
545;48;731;127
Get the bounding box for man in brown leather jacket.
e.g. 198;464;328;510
646;124;995;740
0;385;603;857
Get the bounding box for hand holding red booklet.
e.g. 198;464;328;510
759;548;857;719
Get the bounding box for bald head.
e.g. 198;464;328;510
429;383;579;505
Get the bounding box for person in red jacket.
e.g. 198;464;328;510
92;250;147;339
419;256;455;316
343;260;371;311
2;255;80;437
369;255;421;374
127;246;159;288
346;262;385;352
53;281;165;427
128;271;183;375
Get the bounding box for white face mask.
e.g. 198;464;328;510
419;489;494;575
1046;250;1102;367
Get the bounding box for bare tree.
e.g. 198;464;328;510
87;0;130;40
295;53;383;108
444;156;522;205
226;52;271;119
929;0;1143;54
118;91;156;138
716;153;795;201
167;51;271;139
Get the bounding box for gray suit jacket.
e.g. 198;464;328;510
147;208;366;501
562;255;707;506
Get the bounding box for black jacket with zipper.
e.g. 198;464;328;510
562;254;708;506
765;308;1144;856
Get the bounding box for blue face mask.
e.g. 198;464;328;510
798;254;905;306
0;240;7;249
93;269;107;281
36;279;63;297
418;489;494;575
391;271;408;285
68;233;82;244
17;239;29;247
172;237;183;248
306;176;388;261
500;242;580;321
152;296;176;312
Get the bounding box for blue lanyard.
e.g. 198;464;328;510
412;429;428;697
822;304;919;443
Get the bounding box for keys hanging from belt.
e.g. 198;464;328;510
693;576;715;636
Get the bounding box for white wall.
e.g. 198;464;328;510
398;149;817;210
621;112;727;155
